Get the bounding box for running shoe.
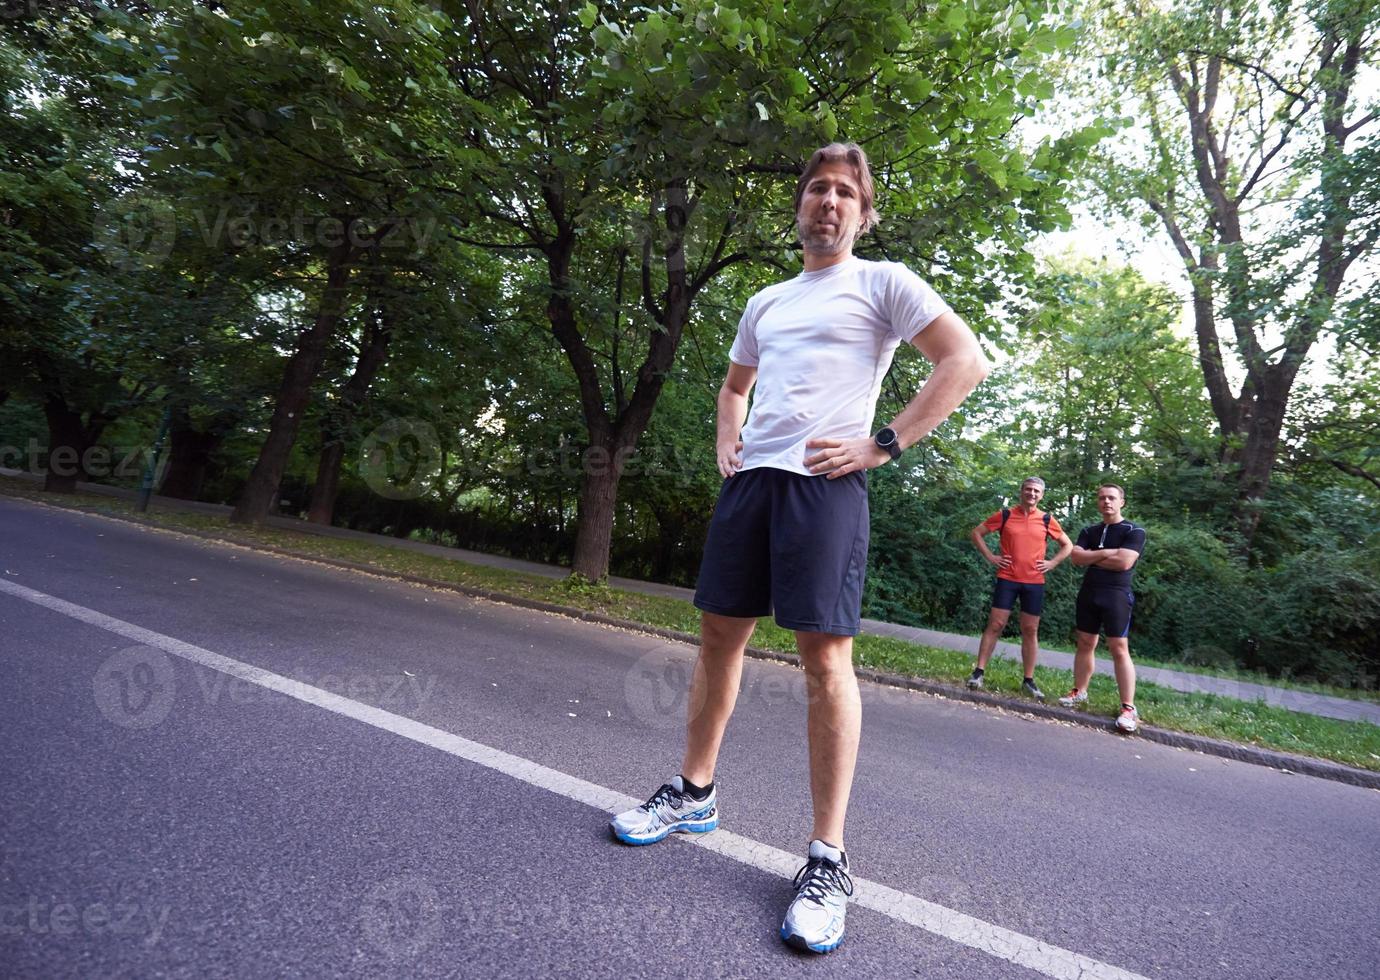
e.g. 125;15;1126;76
609;775;717;845
1115;705;1140;733
1022;678;1046;701
781;840;853;954
1058;688;1088;707
966;669;984;690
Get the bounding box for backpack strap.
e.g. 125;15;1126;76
999;508;1011;530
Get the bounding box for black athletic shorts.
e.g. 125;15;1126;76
1075;586;1134;638
991;579;1045;616
693;466;869;636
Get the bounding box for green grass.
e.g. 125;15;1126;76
6;475;1380;773
1008;634;1380;705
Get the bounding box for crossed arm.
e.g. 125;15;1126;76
1071;546;1141;571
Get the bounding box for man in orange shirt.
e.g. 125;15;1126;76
965;477;1072;699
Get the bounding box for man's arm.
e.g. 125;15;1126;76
1070;546;1140;570
1092;548;1141;572
971;524;1011;571
805;311;990;478
1035;532;1074;574
1070;545;1101;567
716;361;757;478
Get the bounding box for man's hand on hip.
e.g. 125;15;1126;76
804;438;891;479
717;439;745;478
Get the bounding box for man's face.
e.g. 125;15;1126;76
1096;487;1124;516
1020;482;1044;506
796;161;863;257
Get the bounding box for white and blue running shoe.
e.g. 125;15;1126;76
610;776;718;845
781;840;853;954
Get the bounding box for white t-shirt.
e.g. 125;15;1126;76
728;256;952;476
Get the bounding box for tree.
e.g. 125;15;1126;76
110;0;461;523
1008;256;1219;505
1;13;181;492
444;0;1097;578
1091;0;1380;552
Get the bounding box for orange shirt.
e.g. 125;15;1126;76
980;508;1065;584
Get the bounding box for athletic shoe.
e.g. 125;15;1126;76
781;840;853;954
1115;705;1140;733
609;775;717;845
966;669;984;690
1058;688;1088;708
1022;678;1046;701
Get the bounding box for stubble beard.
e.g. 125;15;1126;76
797;215;854;257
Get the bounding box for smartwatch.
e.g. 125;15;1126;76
874;426;902;461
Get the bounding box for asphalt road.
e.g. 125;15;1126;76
10;472;1375;726
1;496;1376;979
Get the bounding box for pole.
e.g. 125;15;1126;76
136;405;172;513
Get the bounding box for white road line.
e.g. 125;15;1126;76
2;577;1147;980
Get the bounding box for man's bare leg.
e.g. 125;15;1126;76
680;611;756;786
797;631;861;848
974;607;1010;670
1106;636;1136;705
1072;629;1099;693
1018;612;1041;678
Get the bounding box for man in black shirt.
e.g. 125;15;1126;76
1059;484;1146;732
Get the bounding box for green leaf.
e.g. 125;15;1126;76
578;2;597;29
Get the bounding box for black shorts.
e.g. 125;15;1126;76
1075;586;1134;638
693;467;869;636
991;579;1045;616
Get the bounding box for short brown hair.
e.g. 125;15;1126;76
793;142;880;234
1097;483;1125;500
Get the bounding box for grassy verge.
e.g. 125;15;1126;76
1002;634;1380;705
6;476;1380;773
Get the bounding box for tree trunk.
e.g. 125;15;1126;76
307;265;393;525
306;441;347;525
570;436;632;580
41;393;105;493
564;180;694;580
159;403;225;500
159;427;222;500
231;235;355;525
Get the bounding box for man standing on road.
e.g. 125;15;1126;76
610;142;989;954
965;477;1072;700
1059;483;1146;733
